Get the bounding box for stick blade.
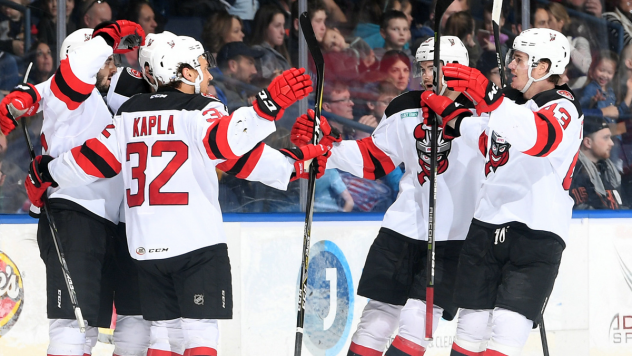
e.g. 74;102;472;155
492;0;502;24
299;12;323;67
434;0;455;32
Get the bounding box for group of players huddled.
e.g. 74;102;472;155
0;16;581;356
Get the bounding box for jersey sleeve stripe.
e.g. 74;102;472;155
71;139;121;178
357;137;396;180
523;111;563;157
217;142;265;179
203;116;237;160
50;60;94;110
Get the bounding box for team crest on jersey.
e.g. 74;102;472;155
414;123;452;185
557;90;574;101
127;67;142;78
485;131;511;176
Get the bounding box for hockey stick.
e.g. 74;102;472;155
425;0;454;341
8;63;86;333
491;0;506;87
294;12;324;356
539;297;551;356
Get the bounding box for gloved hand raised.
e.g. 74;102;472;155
290;109;341;147
420;91;472;129
0;83;41;135
443;63;504;114
93;20;146;54
253;68;313;121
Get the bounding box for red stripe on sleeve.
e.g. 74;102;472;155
357;137;396;180
214;115;237;159
183;347;217;356
216;160;236;172
348;342;382;356
50;75;80;110
234;143;264;179
523;108;563;157
58;57;94;96
203;120;221;160
85;138;121;173
71;145;105;178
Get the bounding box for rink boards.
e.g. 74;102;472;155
0;212;631;356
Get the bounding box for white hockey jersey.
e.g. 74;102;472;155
33;36;123;223
327;91;487;241
463;86;583;244
49;88;296;260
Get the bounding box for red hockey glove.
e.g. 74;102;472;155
0;83;41;135
292;154;328;181
281;141;331;181
253;68;313;121
443;63;504;114
290;109;341;147
25;155;57;208
420;91;472;128
93;20;145;54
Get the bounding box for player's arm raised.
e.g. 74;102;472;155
291;109;401;180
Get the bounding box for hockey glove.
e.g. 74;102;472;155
420;91;472;128
253;68;313;121
281;142;331;181
292;154;328;181
25;155;58;208
443;63;504;114
93;20;146;54
0;83;41;135
291;109;342;147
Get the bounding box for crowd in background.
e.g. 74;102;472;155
0;0;632;213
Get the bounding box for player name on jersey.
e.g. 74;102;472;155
133;115;175;137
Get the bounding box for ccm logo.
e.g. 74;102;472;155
149;248;169;253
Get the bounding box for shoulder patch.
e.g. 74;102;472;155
126;67;142;78
385;90;423;118
556;90;574;101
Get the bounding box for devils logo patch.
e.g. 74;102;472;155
485;131;511;176
414;123;452;185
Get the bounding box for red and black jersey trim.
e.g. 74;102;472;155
357;137;396;180
71;138;121;178
50;58;94;110
204;116;237;160
217;142;265;179
523;110;563;157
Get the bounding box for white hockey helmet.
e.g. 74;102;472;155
138;31;178;91
151;36;216;94
508;28;570;93
414;36;469;94
59;28;93;60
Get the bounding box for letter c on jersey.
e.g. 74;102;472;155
300;241;354;356
0;251;24;337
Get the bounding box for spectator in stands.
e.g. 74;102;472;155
0;132;27;213
373;10;411;61
547;2;592;89
440;0;468;30
378;49;410;93
580;50;630;122
444;10;480;67
322;81;378;140
615;44;632;109
288;0;327;67
0;0;25;57
480;1;509;53
476;50;503;89
28;42;55;84
250;4;291;86
563;0;602;18
353;0;401;49
121;0;157;35
228;0;258;34
314;167;355;212
215;42;264;112
81;0;112;29
366;81;399;121
320;27;378;82
37;0;76;60
119;0;158;70
604;0;632;48
532;3;550;28
202;11;244;57
570;116;624;209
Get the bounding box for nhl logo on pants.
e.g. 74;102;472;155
194;294;204;305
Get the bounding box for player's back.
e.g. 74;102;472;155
115;88;227;260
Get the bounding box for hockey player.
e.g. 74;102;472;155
425;28;582;356
291;36;486;356
23;35;330;355
0;21;147;356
